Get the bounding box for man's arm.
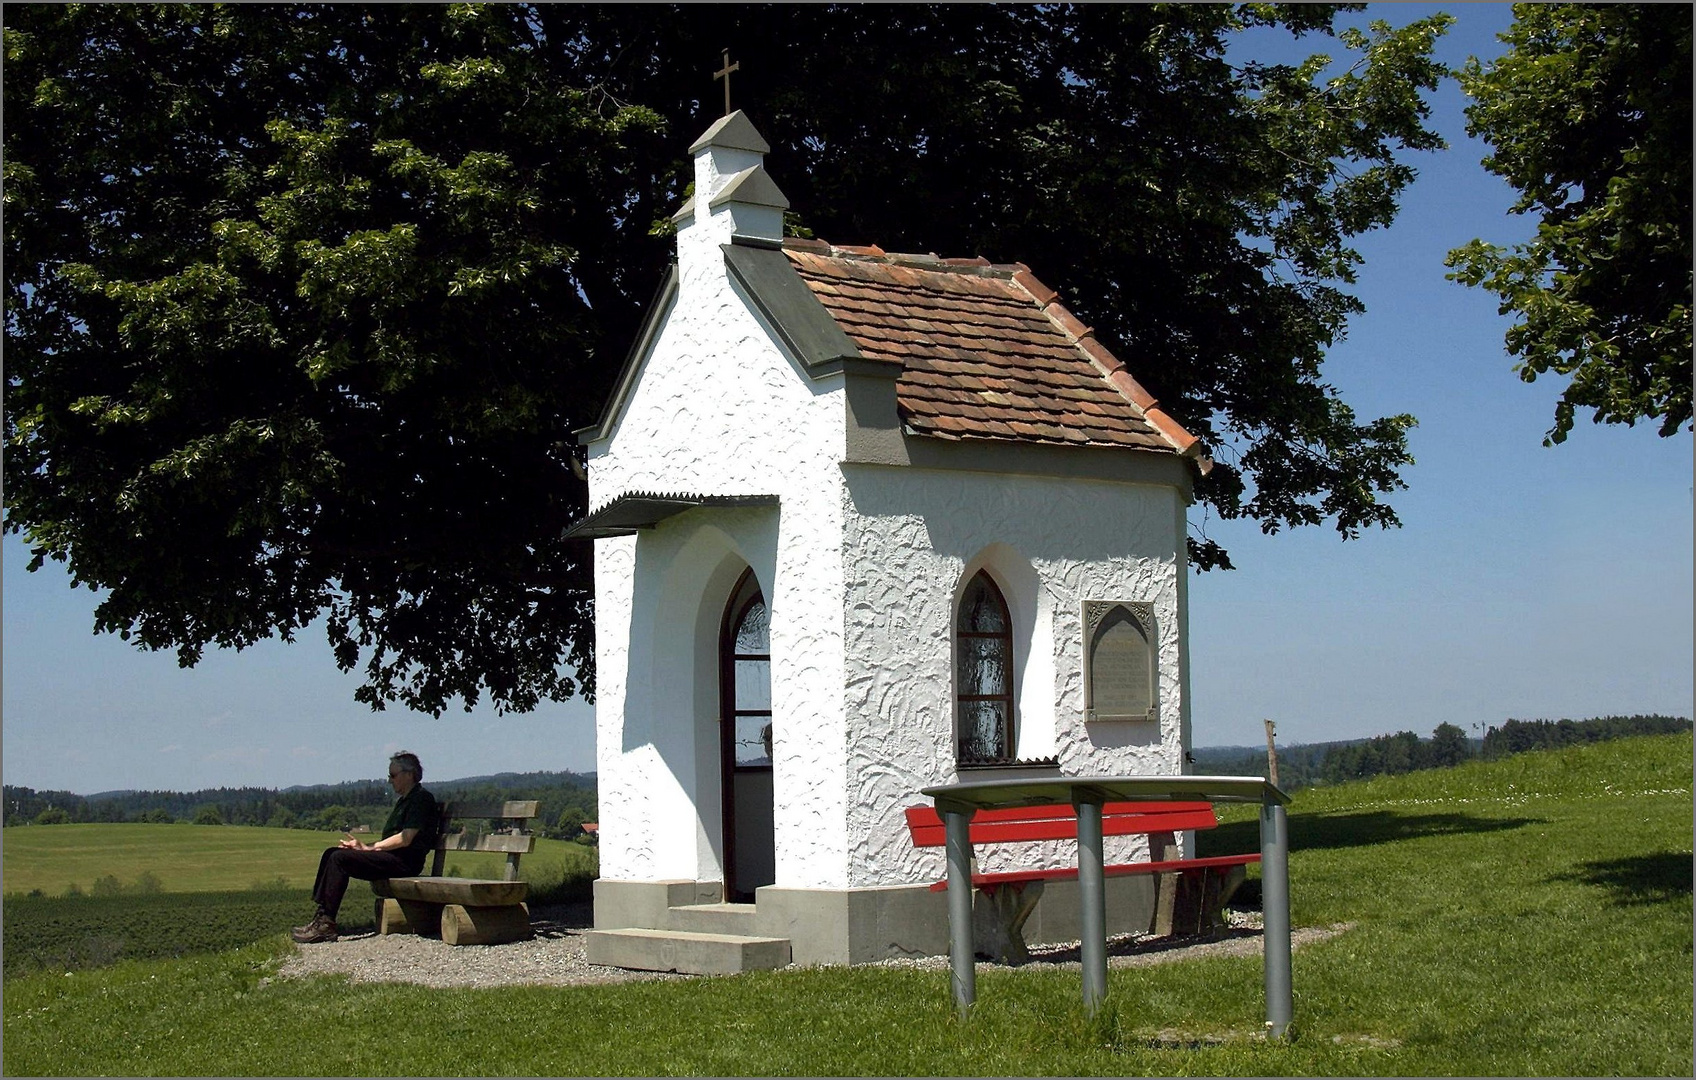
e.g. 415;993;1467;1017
341;828;419;853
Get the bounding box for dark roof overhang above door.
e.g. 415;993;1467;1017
560;492;778;540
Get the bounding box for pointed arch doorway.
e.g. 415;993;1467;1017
719;568;775;901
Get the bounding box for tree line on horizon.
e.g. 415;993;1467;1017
3;770;599;839
1193;714;1691;791
14;715;1684;827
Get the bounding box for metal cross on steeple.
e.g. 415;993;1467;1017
713;48;739;116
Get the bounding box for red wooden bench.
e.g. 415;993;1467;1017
904;800;1259;962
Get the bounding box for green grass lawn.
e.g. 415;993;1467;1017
2;823;596;897
4;734;1690;1076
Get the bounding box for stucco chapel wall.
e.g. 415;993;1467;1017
589;215;850;888
840;463;1191;889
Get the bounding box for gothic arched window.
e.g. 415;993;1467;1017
956;570;1014;763
723;569;772;768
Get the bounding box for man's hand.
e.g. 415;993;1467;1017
338;834;370;851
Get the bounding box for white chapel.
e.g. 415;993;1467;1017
568;111;1212;971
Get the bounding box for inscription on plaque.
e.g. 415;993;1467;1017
1083;601;1157;722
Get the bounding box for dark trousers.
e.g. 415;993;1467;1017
310;847;422;920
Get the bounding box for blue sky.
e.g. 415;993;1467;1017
3;5;1690;795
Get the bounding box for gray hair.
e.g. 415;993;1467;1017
389;751;423;783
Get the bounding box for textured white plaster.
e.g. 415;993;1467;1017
841;465;1190;888
592;535;642;880
587;137;851;888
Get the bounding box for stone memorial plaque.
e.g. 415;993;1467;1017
1083;601;1157;722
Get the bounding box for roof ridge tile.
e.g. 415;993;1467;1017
1012;269;1057;306
1043;300;1092;343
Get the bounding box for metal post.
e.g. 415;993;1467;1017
943;805;976;1016
1260;798;1292;1038
1074;796;1108;1015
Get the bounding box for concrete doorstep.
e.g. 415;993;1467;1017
662;901;761;936
583;927;793;976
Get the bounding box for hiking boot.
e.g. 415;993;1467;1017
291;916;338;944
292;908;329;935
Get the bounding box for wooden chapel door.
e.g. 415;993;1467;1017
720;568;775;902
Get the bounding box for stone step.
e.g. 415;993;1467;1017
664;901;761;936
584;927;792;975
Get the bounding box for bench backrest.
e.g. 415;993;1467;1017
904;800;1219;848
425;800;540;882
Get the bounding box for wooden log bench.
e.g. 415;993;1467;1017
904;800;1259;963
372;799;539;946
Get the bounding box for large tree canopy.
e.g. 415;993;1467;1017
3;4;1450;715
1446;3;1692;445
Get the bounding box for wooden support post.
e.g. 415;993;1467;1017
1264;719;1280;788
398;898;443;937
440;903;532;946
973;881;1044;965
375;897;404;934
1170;871;1206;937
376;896;446;937
1151;873;1179;936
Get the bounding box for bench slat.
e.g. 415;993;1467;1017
424;802;534;880
381;877;529;906
924;853;1263;892
438;832;536;855
904;801;1218;847
446;800;539;821
906;800;1212;828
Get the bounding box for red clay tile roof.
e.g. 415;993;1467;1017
782;238;1201;459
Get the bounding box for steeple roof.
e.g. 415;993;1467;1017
688;110;772;154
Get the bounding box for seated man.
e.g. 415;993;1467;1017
293;751;438;944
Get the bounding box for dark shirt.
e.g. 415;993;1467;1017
382;785;438;864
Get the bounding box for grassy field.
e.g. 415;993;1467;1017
1;826;597;976
2;824;597;897
3;734;1690;1076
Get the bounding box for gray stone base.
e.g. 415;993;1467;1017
753;882;946;966
592;875;1158;968
593;878;723;930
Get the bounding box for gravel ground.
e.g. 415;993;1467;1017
274;901;690;989
273;904;1352;990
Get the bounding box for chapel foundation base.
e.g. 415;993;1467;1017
590;875;1159;968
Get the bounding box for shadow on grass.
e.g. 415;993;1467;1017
1551;851;1694;907
526;874;595;907
1205;810;1547;857
1006;926;1266;967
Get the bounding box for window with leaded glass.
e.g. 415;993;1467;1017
956;570;1014;763
724;570;772;768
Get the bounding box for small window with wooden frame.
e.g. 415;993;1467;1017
955;570;1015;764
